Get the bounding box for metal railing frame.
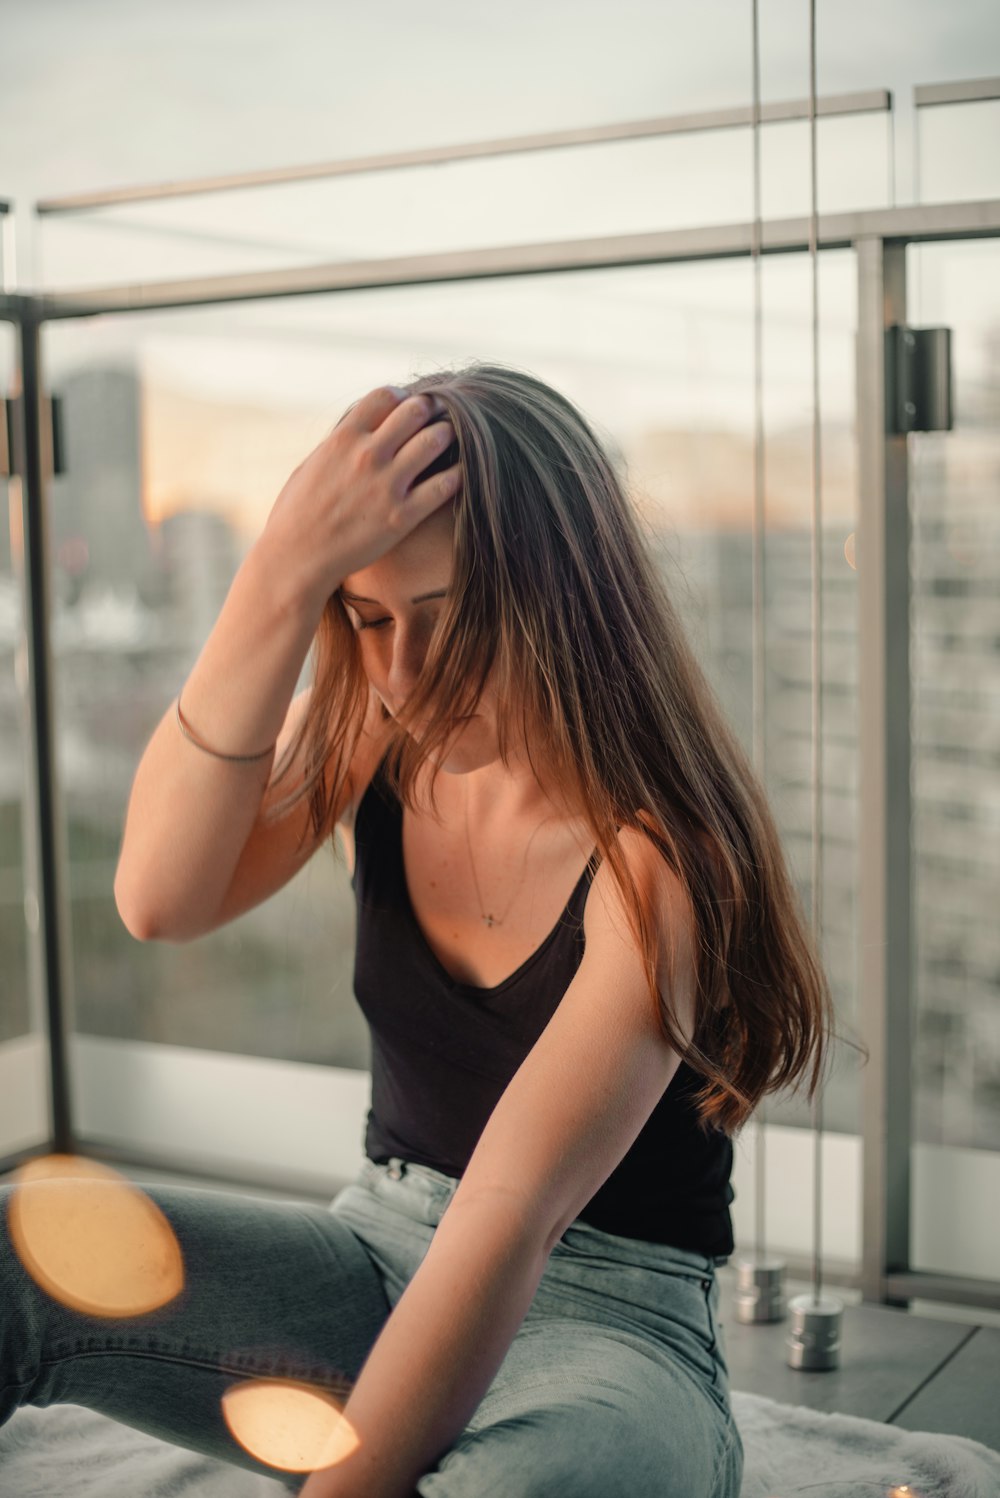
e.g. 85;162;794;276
914;77;1000;108
33;88;891;215
2;173;999;1314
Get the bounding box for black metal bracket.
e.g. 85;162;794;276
0;393;65;477
887;324;953;434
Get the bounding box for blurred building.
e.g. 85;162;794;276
158;505;241;652
47;363;160;607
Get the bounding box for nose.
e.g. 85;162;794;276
383;620;434;711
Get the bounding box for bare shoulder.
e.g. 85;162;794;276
582;823;698;1037
584;824;690;933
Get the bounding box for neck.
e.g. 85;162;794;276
412;721;586;830
462;747;590;830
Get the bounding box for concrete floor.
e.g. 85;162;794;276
715;1264;1000;1453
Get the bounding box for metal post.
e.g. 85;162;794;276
12;309;75;1152
855;236;913;1305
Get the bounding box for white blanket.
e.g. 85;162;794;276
0;1392;997;1497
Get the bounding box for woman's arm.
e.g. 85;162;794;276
301;829;697;1498
301;1194;551;1498
114;385;459;943
113;533;330;941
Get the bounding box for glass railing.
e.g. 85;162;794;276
41;248;860;1138
33;94;892;292
0;256;51;1160
915;82;1000;205
0;315;30;1052
6;69;1000;1294
908;234;1000;1283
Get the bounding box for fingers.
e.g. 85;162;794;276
337;384;402;434
348;385;438;443
371;393;449;473
357;386;455;488
401;415;460;493
405;459;464;525
338;383;460;518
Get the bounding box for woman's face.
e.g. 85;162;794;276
338;503;497;773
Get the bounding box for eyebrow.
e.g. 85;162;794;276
340;588;449;606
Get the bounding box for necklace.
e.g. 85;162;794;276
462;792;550;928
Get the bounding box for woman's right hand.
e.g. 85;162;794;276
261;384;461;614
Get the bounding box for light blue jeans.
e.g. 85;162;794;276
0;1157;743;1496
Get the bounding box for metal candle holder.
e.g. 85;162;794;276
785;1291;844;1370
733;1254;787;1324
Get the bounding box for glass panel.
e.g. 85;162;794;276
909;238;1000;1282
44;254;861;1225
916;100;1000;205
0;317;50;1159
750;251;861;1149
0;323;29;1043
35;112;890;292
42;339;365;1073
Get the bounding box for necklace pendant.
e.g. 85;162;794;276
483;913;497;927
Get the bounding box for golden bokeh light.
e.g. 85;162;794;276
221;1378;360;1473
8;1154;184;1317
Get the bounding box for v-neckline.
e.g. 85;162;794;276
392;790;598;997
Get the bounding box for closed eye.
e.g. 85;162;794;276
352;609;444;632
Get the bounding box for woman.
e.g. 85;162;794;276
1;365;857;1497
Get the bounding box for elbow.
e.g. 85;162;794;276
114;873;215;944
114;875;158;942
113;864;182;943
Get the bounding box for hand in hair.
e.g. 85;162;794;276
263;385;463;614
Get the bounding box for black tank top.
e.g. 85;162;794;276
351;751;735;1258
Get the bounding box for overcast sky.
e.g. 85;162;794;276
2;0;997;261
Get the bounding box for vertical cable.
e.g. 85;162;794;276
750;0;767;1269
807;0;825;1308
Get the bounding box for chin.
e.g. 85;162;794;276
422;720;495;772
437;754;495;776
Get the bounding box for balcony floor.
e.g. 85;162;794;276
715;1263;1000;1453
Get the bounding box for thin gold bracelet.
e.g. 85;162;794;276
175;693;277;763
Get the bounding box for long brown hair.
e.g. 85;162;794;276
269;360;866;1138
